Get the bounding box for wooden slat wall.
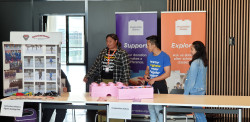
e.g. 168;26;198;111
166;0;250;121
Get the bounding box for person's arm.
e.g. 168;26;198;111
61;70;71;92
144;66;150;82
148;66;171;85
83;50;103;82
183;60;199;95
121;51;131;85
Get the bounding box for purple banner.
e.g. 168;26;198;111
116;12;157;85
116;12;157;115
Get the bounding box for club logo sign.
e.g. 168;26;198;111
175;19;192;35
23;35;29;41
32;35;50;40
128;20;144;36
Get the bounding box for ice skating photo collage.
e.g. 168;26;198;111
23;44;58;94
3;43;60;96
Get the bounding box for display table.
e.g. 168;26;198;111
2;92;250;122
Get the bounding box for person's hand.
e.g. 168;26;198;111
144;74;150;82
129;77;145;86
83;77;88;83
148;78;156;85
63;87;67;92
124;82;129;86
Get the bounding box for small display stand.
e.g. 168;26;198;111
2;31;62;96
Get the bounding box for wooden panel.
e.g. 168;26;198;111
167;0;250;121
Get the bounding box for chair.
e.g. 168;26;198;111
95;110;127;122
170;89;184;94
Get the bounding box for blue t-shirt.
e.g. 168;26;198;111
147;51;171;79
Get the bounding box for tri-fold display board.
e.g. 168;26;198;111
2;32;62;96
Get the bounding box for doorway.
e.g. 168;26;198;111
42;15;85;65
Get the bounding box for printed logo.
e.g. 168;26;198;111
175;20;191;35
128;20;144;36
23;35;29;41
32;35;50;40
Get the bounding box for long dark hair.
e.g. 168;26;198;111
106;34;121;48
189;41;208;67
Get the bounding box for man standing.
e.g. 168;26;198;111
144;35;171;122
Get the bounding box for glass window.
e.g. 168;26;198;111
44;15;85;64
68;16;85;63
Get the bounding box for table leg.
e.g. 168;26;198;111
238;109;242;122
39;103;42;122
163;106;166;122
106;105;109;122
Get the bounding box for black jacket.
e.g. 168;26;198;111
61;70;71;92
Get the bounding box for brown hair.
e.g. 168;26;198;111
106;34;121;48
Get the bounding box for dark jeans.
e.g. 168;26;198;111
42;107;67;122
152;80;168;94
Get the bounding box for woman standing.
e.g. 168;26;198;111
83;33;130;84
184;41;208;122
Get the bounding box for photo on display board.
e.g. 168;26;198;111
35;82;45;93
57;46;61;56
24;56;34;68
46;82;56;92
9;79;23;89
46;45;56;54
4;70;16;79
46;69;56;81
24;69;34;81
57;69;61;84
10;61;22;73
4;87;18;96
46;56;56;68
57;71;62;95
57;58;61;69
24;82;34;93
35;56;44;68
25;44;43;54
35;69;45;81
4;44;21;64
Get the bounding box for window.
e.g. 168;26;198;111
42;15;85;65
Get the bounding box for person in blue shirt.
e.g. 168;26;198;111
49;57;53;66
49;71;53;80
184;41;208;122
144;35;171;122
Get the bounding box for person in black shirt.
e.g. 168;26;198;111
42;70;71;122
83;33;130;84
